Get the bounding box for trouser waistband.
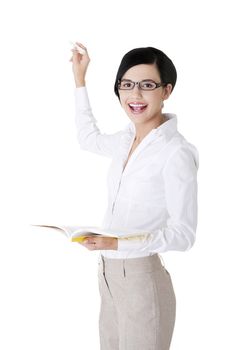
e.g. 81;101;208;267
99;253;164;278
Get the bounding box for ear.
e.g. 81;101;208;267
162;84;173;100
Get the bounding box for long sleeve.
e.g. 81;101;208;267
117;144;199;253
74;87;123;158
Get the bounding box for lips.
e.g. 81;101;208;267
128;103;148;113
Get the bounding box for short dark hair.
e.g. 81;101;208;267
114;47;177;99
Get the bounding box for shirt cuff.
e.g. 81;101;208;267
74;86;91;110
117;237;143;251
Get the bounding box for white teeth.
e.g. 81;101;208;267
129;103;147;107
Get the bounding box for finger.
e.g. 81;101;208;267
75;43;88;56
79;241;95;251
71;48;81;55
83;238;95;244
84;239;97;248
75;42;87;50
86;242;96;250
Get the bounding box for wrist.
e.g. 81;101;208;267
75;80;86;88
74;77;86;88
112;238;118;250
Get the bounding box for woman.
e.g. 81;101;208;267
70;43;199;350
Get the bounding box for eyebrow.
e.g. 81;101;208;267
121;78;156;82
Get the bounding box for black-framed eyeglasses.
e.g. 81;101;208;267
118;79;167;91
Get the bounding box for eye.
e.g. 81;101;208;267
123;82;132;88
119;80;134;90
141;81;155;89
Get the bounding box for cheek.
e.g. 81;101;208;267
119;96;126;107
147;96;162;109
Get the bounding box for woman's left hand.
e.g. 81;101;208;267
79;237;118;251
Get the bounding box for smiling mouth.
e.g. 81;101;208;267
128;103;148;113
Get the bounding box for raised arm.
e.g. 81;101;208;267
70;42;90;88
70;43;123;158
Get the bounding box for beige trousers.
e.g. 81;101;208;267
98;254;176;350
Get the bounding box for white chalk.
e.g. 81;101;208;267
70;41;86;55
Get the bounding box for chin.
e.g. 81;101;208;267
129;118;150;128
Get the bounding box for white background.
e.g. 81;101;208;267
0;0;233;349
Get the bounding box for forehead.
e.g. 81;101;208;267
122;64;160;80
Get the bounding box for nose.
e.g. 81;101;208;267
130;84;143;98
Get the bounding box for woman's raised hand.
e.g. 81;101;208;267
69;42;90;87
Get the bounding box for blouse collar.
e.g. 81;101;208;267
125;113;178;142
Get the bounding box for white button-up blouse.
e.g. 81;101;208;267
74;87;199;259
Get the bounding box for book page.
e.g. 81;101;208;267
66;226;151;239
32;224;152;240
31;224;69;237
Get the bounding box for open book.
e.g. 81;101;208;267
32;224;151;243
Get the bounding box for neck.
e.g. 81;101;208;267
134;114;166;143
